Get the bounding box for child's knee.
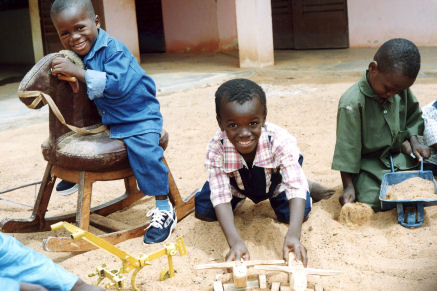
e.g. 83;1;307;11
194;182;217;222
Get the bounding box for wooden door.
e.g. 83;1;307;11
271;0;294;49
291;0;349;49
271;0;349;49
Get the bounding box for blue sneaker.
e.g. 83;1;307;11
143;204;177;244
56;180;78;196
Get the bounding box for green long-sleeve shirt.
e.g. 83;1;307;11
332;71;423;177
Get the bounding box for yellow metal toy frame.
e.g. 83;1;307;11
51;221;186;290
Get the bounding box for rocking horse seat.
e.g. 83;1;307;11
41;127;168;172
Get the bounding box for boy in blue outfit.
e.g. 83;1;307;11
195;78;334;266
49;0;174;244
0;233;103;291
332;38;430;211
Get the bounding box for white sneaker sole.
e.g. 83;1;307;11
56;183;78;196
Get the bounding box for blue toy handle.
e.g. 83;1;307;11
389;155;394;172
389;154;424;173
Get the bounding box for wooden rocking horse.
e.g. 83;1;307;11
0;52;195;251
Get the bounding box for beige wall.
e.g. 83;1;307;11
161;0;237;52
236;0;274;68
102;0;140;61
348;0;437;47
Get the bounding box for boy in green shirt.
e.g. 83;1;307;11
332;38;430;211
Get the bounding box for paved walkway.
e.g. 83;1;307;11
1;47;437;130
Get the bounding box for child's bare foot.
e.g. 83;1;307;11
308;180;335;202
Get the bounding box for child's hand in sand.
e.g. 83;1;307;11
283;234;307;267
339;184;355;205
225;240;250;262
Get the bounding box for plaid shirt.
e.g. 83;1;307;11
422;101;437;165
205;122;308;207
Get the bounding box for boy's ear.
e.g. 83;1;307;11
95;15;101;29
368;60;378;73
216;115;224;131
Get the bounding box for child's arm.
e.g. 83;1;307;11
51;57;85;83
283;197;307;267
215;203;250;261
339;171;355;205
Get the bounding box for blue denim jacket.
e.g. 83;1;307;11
83;29;162;139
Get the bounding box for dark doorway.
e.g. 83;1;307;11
271;0;349;49
135;0;165;53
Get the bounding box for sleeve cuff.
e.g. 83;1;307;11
85;69;106;100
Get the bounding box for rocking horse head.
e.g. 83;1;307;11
18;51;101;145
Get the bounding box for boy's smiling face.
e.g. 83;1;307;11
217;97;266;163
52;6;100;56
367;61;415;99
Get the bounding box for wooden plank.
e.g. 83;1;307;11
213;281;224;291
271;282;280;291
314;283;324;291
195;260;285;270
254;265;340;276
289;253;307;291
43;223;147;252
259;274;267;289
280;287;291;291
233;263;247;288
223;280;259;291
90;214;132;232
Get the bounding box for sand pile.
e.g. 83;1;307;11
386;177;437;200
1;80;437;290
339;202;374;226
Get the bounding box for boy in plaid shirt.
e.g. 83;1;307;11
195;79;334;265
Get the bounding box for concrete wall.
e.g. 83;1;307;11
0;8;34;65
348;0;437;47
236;0;274;68
161;0;237;52
102;0;140;61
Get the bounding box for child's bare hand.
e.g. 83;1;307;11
51;57;83;80
409;136;431;161
411;143;430;161
283;234;307;267
225;240;250;262
339;184;355;205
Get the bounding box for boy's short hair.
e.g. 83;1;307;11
215;78;267;117
374;38;421;79
51;0;96;20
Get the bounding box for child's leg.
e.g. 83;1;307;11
123;133;169;197
0;233;79;291
194;181;245;221
308;180;335;202
269;191;312;223
123;133;174;244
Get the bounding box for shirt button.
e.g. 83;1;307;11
102;110;106;114
383;110;388;114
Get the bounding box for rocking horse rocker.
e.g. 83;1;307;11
0;51;195;252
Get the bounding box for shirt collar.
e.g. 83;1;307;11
358;70;393;104
222;125;275;173
83;28;109;63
